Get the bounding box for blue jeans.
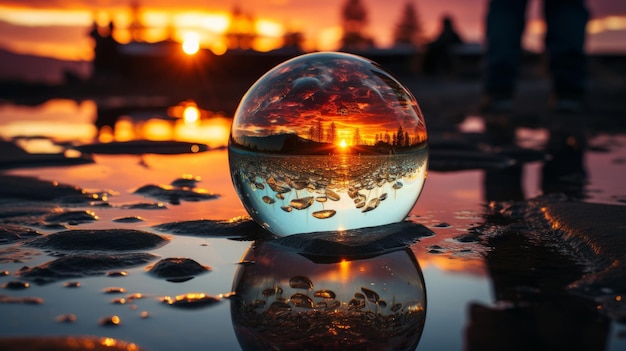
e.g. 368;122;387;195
484;0;589;98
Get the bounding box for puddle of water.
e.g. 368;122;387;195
1;99;625;351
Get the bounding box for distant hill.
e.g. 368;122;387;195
0;48;91;85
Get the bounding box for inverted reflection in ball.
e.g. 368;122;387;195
229;52;428;236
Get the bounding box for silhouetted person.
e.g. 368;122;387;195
423;15;463;75
481;0;589;112
89;21;120;79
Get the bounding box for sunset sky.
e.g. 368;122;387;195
0;0;625;61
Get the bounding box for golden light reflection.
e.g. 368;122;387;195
416;252;486;276
141;119;173;140
588;15;626;34
114;117;136;141
102;338;117;347
183;104;200;124
338;259;351;283
99;101;231;148
98;125;114;143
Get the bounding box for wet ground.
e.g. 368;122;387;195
1;67;626;350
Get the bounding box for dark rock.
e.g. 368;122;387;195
121;202;167;210
44;210;98;224
455;233;481;243
2;280;30;290
134;184;219;204
0;175;101;204
147;257;211;282
272;221;434;263
170;175;201;188
74;140;209;154
0;140;94;170
26;229;168;251
0;224;41;245
152;217;269;240
112;216;144;223
17;252;159;284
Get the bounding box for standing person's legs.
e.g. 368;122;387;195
484;0;529;101
544;0;589;106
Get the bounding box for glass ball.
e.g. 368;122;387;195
230;240;426;350
229;52;428;237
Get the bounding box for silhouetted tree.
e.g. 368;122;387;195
393;1;424;47
129;1;145;42
340;0;374;50
396;125;404;147
316;119;324;142
353;127;361;145
327;122;337;144
309;125;317;141
226;5;256;50
282;31;305;50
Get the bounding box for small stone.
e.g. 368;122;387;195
2;280;29;290
56;314;77;323
103;287;127;294
99;315;121;326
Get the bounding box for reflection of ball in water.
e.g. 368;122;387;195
229;52;428;236
230;240;427;350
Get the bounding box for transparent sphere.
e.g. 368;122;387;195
230;240;426;350
229;52;428;237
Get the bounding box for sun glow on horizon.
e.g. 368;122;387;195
2;3;626;62
182;32;200;55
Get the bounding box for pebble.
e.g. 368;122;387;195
99;315;121;326
55;313;77;323
2;280;29;290
106;271;128;277
0;296;44;304
162;292;221;308
103;287;127;294
147;257;211;282
134;184;219;205
170;174;201;188
121;202;167;210
112;216;145;223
